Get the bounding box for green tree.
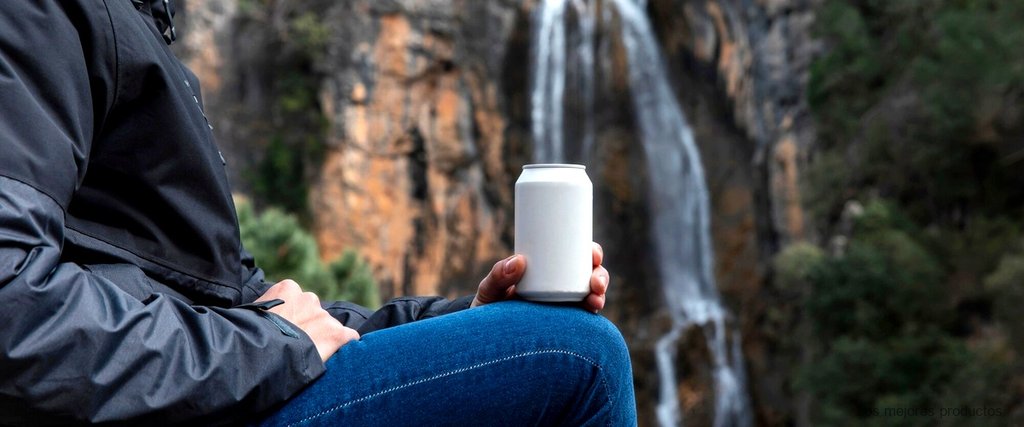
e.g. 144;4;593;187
236;199;380;308
807;0;1024;226
325;250;379;304
794;202;1012;426
800;1;1024;421
984;242;1024;357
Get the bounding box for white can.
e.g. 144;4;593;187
514;164;593;302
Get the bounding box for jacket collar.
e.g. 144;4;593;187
148;0;177;44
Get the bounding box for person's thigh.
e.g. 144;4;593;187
256;301;636;427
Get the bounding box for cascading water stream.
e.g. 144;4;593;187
529;1;751;426
531;0;567;164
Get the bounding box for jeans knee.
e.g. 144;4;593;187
525;304;636;422
481;302;637;423
578;312;632;373
508;302;632;376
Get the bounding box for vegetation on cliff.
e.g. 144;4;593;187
780;0;1024;423
238;0;330;218
231;1;383;303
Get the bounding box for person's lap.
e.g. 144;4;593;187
255;300;636;427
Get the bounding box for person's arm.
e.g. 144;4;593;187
356;246;610;334
239;242;469;334
356;295;475;334
239;247;376;330
0;2;322;424
0;177;325;425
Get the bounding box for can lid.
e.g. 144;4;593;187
523;163;586;170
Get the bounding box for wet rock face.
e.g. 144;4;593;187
175;0;819;425
643;1;822;425
647;0;823;247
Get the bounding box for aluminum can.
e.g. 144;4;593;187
514;164;593;302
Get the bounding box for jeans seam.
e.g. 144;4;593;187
285;349;613;426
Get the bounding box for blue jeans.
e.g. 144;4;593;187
256;301;637;426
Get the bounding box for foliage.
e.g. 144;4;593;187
793;202;1012;426
799;1;1024;422
807;0;1024;226
236;0;268;15
250;137;311;218
289;12;330;62
327;250;379;308
238;1;331;219
773;242;826;293
984;242;1024;356
765;242;827;401
237;199;380;308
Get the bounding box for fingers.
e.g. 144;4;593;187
505;284;518;300
584;265;609;313
472;255;526;307
256;279;301;302
585;293;606;313
258;279;358;362
309;316;359;361
590;266;609;296
584;243;608;313
473;246;607;312
300;295;358;361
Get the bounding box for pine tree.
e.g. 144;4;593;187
236;199;380;308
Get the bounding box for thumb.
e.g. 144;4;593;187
473;255;525;307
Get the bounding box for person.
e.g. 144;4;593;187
0;0;637;425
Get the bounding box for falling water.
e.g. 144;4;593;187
531;0;567;163
530;1;751;426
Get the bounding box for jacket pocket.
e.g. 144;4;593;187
82;263;156;302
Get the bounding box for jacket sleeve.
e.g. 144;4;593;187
357;295;475;334
239;248;377;329
240;247;471;334
0;2;323;425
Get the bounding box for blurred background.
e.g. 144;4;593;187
171;0;1023;425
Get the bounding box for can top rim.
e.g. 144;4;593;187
522;164;586;170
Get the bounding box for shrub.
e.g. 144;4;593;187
237;199;380;308
984;243;1024;356
795;201;985;425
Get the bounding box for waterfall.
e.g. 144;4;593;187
529;1;751;426
531;0;567;163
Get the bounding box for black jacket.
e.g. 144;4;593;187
0;1;471;424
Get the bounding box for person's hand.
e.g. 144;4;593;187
471;242;611;313
583;242;610;312
256;279;360;362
